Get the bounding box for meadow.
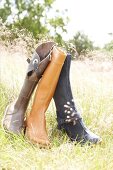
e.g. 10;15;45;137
0;44;113;170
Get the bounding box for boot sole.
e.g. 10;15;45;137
25;136;51;149
25;127;51;149
1;104;10;132
1;104;24;135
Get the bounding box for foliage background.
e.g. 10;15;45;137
0;0;113;57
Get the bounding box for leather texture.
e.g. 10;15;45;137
53;54;81;126
25;46;66;146
2;73;38;134
53;54;101;144
2;41;55;134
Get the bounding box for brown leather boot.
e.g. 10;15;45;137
25;46;66;146
2;41;55;134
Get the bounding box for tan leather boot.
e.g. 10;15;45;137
25;46;66;146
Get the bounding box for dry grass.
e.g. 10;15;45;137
0;44;113;170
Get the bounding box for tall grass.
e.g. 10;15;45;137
0;44;113;170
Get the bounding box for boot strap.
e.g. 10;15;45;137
27;44;55;77
44;44;55;61
34;44;55;76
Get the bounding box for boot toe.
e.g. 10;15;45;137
25;125;51;148
2;103;15;130
77;119;102;144
2;102;23;134
59;119;102;145
85;131;102;144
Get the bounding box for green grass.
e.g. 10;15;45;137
0;45;113;170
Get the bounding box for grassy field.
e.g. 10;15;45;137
0;44;113;170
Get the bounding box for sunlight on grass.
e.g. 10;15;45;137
0;45;113;170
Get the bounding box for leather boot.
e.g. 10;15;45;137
25;46;66;146
2;41;55;134
53;54;102;144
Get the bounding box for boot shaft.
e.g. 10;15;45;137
53;54;79;122
30;46;67;116
26;46;66;145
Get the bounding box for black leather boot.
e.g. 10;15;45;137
2;41;55;134
53;54;101;144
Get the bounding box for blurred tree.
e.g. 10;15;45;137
49;16;68;46
104;33;113;51
0;0;11;22
0;0;68;45
69;31;94;55
104;40;113;51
